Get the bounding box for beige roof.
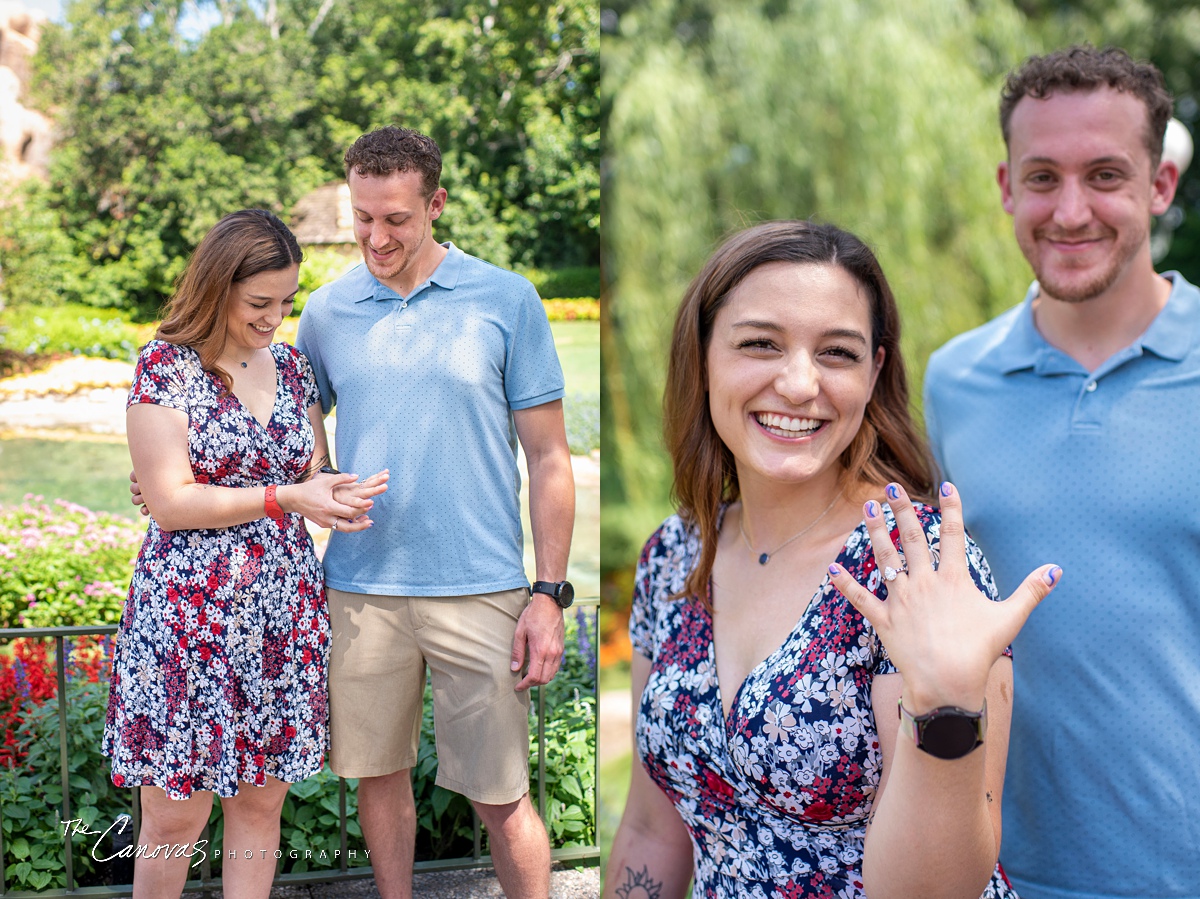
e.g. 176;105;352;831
290;181;355;245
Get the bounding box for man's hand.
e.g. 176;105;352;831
510;593;565;692
129;469;149;516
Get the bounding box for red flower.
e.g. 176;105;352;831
251;544;264;558
113;774;125;787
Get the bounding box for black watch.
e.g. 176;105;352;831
531;580;574;609
898;699;987;760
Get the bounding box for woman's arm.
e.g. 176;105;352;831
129;401;373;532
603;653;694;899
829;482;1057;899
864;657;1013;899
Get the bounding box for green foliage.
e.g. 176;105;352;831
0;500;143;628
531;607;597;847
524;266;602;299
279;768;370;873
19;0;598;317
0;305;142;365
0;182;86;309
297;250;357;313
3;678;133;890
600;0;1042;576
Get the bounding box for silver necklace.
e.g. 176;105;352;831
739;492;843;565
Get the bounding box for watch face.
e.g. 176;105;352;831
919;712;983;760
558;581;575;606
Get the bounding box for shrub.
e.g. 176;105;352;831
523;267;601;299
0;305;141;369
0;499;144;629
297;249;358;314
0;638;125;891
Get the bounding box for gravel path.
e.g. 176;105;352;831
176;862;599;898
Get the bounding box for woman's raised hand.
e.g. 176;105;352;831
828;482;1061;712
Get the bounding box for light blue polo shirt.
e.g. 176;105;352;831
923;273;1200;899
296;242;564;596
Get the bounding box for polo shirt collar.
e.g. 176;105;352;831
351;241;464;303
990;272;1199;374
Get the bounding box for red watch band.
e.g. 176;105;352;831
264;485;285;521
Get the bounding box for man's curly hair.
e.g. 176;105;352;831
343;126;442;199
1000;45;1173;167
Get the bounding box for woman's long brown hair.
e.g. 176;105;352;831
663;220;934;605
155;209;302;395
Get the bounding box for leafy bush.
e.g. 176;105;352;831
0;640;128;891
523;267;600;299
0;499;144;629
0;305;141;366
297;249;358;314
531;606;597;847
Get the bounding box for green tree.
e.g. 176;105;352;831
600;0;1038;572
21;0;598;316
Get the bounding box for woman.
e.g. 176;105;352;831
102;209;386;899
605;221;1061;899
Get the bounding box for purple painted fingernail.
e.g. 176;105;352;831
828;563;841;575
1044;565;1062;586
940;481;953;497
886;484;900;500
866;501;880;519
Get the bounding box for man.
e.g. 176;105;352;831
296;127;575;898
924;47;1199;898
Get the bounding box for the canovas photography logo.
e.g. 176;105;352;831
60;816;370;867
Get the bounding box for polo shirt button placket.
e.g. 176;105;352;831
1085;381;1097;392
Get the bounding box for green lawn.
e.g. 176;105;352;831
551;320;599;395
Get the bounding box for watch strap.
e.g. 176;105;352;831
264;484;285;521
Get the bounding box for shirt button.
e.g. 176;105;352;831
1085;381;1097;392
401;302;408;309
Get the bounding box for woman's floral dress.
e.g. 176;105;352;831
630;503;1019;899
103;340;329;799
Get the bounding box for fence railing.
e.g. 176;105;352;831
0;596;598;897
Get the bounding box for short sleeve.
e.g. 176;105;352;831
504;279;566;411
288;344;322;410
628;516;695;660
127;340;190;412
629;530;661;660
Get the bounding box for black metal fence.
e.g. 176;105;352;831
0;597;598;897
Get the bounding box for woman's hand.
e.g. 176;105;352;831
277;470;386;532
828;481;1061;713
329;470;389;532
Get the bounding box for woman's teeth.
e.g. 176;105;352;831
756;413;821;437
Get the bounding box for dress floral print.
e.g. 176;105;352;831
630;503;1018;899
103;340;329;799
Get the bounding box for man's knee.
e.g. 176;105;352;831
471;793;534;833
359;769;416;816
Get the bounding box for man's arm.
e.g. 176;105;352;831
511;399;575;691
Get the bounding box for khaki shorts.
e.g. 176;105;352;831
326;586;531;805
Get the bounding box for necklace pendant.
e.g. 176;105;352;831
758;553;770;565
240;362;248;368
